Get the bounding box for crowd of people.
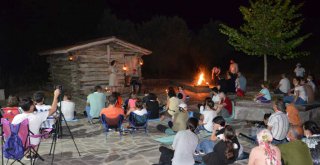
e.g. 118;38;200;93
1;61;319;164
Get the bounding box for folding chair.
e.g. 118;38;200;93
128;112;149;134
1;107;21;123
100;114;124;137
1;118;49;165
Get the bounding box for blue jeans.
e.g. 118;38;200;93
85;106;92;121
196;139;215;154
195;125;212;134
283;96;307;105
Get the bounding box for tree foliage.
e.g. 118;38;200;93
220;0;310;59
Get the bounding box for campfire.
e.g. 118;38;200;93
195;72;209;87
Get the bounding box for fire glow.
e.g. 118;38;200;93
195;71;209;87
197;72;205;86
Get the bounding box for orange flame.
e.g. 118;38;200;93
197;72;205;86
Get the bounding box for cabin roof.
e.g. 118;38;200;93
39;36;152;56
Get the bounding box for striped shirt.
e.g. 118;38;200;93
268;111;289;140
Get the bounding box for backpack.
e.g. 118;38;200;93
4;123;25;160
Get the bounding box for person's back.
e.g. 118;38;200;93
146;99;159;119
172;128;198;165
279;77;291;94
168;96;179;116
238;74;247;92
278;140;313;165
100;106;124;119
172;110;188;132
87;90;106;118
61;100;75;120
249;144;281;165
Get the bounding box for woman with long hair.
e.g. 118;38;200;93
203;125;241;165
248;129;281;165
109;60;118;92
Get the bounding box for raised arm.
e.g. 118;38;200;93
49;89;61;116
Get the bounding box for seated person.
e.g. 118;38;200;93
158;118;199;165
177;86;187;102
286;103;303;136
302;121;320;165
254;81;271;103
12;89;60;146
203;125;241;165
199;97;213;115
100;94;124;119
86;85;107;122
274;73;290;95
126;98;147;117
248;129;281;165
130;69;141;94
278;125;313;165
211;87;221;104
216;92;232;118
195;100;217;133
112;92;123;109
33;91;58;128
195;116;226;154
1;95;21;121
60;93;75;121
156;103;189;135
127;92;138;112
161;87;179;120
284;77;307;105
301;79;314;103
145;93;160;119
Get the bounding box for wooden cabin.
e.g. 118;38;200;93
39;36;152;97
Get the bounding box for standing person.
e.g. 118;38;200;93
130;69;142;94
86;85;107;123
202;125;241;165
158;118;199;165
248;129;281;165
109;60;118;92
254;81;271;103
229;59;239;76
302;121;320;165
268;99;289;144
60;93;75;121
283;77;307;105
294;63;305;78
274;73;291;95
211;66;221;86
12;89;60;146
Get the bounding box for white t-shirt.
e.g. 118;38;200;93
60;100;75;121
294;86;307;101
279;78;291;93
211;95;221;103
133;108;148;116
172;129;199;165
12;111;49;145
36;104;56;128
267;111;289;140
294;67;305;77
203;110;217;132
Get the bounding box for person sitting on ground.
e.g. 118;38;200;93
284;77;307;105
203;125;241;165
163;87;179;119
274;73;291;95
211;87;221;104
177;86;187;102
199;97;213;115
195;100;217;133
86;85;107;123
60;93;75;121
294;63;305;78
248;129;281;165
307;75;317;94
254;81;271;103
302;121;320;165
301;78;314;103
100;94;125;120
157;103;189;135
177;93;184;105
145;93;160;119
126;98;147;117
235;72;247;97
195;116;226;154
158;118;199;165
142;89;150;103
12;89;60;146
216;92;232;118
278;125;313;165
268;99;289;144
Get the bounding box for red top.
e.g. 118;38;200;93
100;106;124;119
223;97;232;115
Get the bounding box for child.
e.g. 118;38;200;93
254;81;271;103
196;100;217;133
126;98;147;117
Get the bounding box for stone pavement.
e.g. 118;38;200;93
1;117;253;165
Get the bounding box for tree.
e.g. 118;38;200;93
220;0;311;81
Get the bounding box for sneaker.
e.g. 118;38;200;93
194;151;200;156
199;150;205;155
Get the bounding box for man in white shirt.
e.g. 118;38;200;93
274;73;291;95
294;63;305;78
12;89;60;145
268;99;289;145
